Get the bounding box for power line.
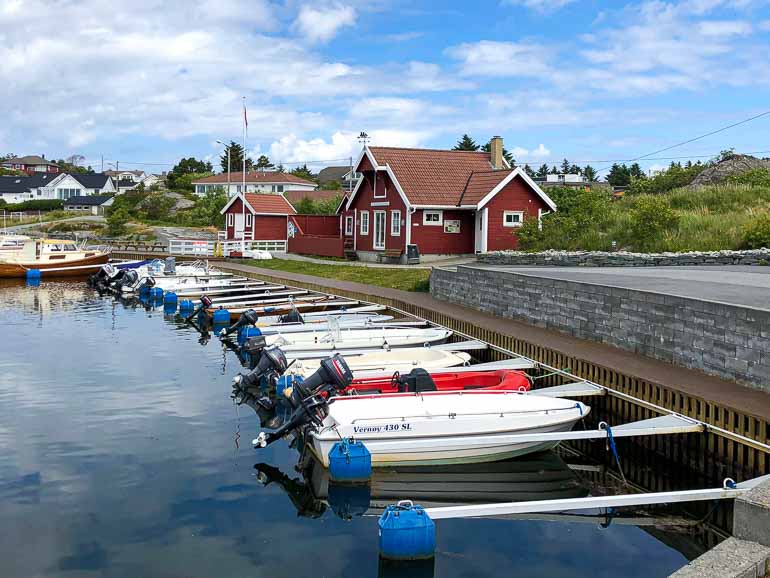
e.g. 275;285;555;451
560;149;770;165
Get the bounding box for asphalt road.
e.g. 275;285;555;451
472;265;770;309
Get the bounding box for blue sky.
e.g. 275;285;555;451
2;0;770;176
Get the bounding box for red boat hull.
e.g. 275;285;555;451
341;369;531;396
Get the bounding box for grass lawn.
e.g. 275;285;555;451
237;258;431;292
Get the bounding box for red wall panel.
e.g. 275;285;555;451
485;175;549;251
410;209;475;255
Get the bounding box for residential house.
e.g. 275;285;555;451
1;155;60;175
192;171;316;197
50;173;116;199
283;188;343;207
220;193;296;244
63;195;113;215
341;137;556;262
0;173;62;203
317;166;360;192
105;169;146;183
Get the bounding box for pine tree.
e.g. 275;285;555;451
523;164;536;178
550;165;559;174
255;155;274;170
606;163;632;187
452;134;480;151
583;165;597;181
221;141;253;173
290;164;315;181
560;158;571;173
629;163;645;179
569;164;582;175
536;164;549;179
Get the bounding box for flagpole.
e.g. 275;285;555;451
241;96;247;253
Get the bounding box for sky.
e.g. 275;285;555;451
2;0;770;176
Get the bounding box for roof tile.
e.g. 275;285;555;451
243;193;296;215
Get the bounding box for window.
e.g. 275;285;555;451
503;211;524;227
423;210;443;226
246;213;252;227
227;213;234;226
345;216;353;235
390;210;401;236
360;211;369;235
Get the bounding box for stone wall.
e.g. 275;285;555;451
431;266;770;392
480;249;770;267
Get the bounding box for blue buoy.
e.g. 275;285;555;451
212;308;230;325
139;284;151;296
163;291;178;305
378;501;436;560
179;299;194;312
150;287;163;299
329;438;372;483
276;374;303;398
237;326;262;346
26;269;41;280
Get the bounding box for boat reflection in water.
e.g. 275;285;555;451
254;450;588;521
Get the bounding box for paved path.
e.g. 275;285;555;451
216;261;770;421
471;265;770;310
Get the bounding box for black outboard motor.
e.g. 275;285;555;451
115;269;139;291
240;335;267;369
233;345;288;390
184;294;213;322
278;307;304;324
220;309;259;338
253;354;353;449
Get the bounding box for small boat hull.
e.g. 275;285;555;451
0;252;110;278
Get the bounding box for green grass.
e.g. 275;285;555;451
237;258;431;292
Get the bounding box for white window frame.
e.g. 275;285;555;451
227;213;234;226
503;210;524;228
345;216;354;235
423;210;443;226
246;213;252;227
360;211;369;235
373;210;386;250
390;210;401;236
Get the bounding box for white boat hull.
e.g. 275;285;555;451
308;392;589;467
289;348;471;378
266;328;452;353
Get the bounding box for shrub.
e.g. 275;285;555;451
3;199;64;211
106;207;130;237
627;195;679;251
728;168;770;187
627;163;703;195
741;214;770;249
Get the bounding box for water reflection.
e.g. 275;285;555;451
0;280;711;577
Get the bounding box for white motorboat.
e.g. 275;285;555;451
255;315;396;335
288;348;471;377
256;305;387;325
298;391;589;467
265;327;452;353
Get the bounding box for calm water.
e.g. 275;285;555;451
0;281;694;577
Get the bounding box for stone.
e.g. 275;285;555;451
734;479;770;548
668;537;770;578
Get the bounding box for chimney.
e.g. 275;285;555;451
490;136;504;169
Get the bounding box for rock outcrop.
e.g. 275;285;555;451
689;154;770;187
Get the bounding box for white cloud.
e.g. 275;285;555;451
757;19;770;31
530;143;551;159
509;143;551;160
698;20;752;36
446;41;552;77
292;4;356;43
501;0;575;12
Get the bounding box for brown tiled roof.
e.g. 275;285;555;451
243;193;296;215
283;189;343;205
460;170;513;205
367;147;495;205
193;171;316;186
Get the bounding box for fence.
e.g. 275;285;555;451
167;238;286;256
288;234;345;258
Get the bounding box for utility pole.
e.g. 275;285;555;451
101;155;103;173
216;140;231;196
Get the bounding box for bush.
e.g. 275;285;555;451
106;207;130;237
741;214;770;249
628;163;703;195
627;195;679;251
139;193;176;221
3;199;64;211
728;169;770;188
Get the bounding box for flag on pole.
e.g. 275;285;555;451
243;101;248;137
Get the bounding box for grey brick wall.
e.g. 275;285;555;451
431;266;770;392
480;249;770;267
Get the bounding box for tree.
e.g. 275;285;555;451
275;163;285;173
55;158;93;173
185;189;228;228
290;164;315;181
167;157;213;189
321;180;342;190
560;158;571;174
629;196;678;251
536;164;549;179
481;140;514;165
172;172;213;192
549;165;559;175
583;165;597;182
220;142;252;173
523;164;536;178
255;155;274;170
569;164;582;175
453;134;480;151
606;163;631;187
106;206;130;237
629;163;645;180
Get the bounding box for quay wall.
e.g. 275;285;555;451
431;265;770;392
480;249;770;267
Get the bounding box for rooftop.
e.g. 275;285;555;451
192;171;316;186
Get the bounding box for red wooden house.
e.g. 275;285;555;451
341;137;556;262
219;193;296;250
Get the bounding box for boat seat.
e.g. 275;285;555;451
399;368;437;393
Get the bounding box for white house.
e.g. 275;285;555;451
105;169;146;183
46;173;116;199
191;171;316;197
545;173;588;184
0;173;61;203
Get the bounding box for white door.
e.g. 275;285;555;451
234;213;245;237
373;211;386;250
475;210;483;253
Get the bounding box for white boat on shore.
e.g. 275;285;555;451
301;391;589;467
266;327;452;353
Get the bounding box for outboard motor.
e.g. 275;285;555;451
241;335;268;370
253;354;353;449
184;294;213;322
234;345;288;391
164;256;176;275
278;308;304;324
115;269;139;291
220;309;259;338
89;264;116;288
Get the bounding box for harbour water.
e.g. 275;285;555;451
0;280;713;577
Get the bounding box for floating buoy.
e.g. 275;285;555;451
26;269;41;280
150;287;163;299
237;326;262;346
179;299;194;312
378;501;436;560
212;308;230;325
329;438;372;483
163;291;178;305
